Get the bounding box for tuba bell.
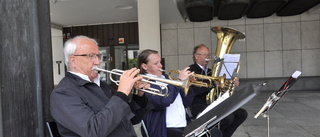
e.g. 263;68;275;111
206;26;245;104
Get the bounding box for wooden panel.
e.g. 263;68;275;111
71;26;79;38
128;22;139;44
123;23;129;45
129;23;135;44
134;22;139;44
107;24;114;45
64;22;139;46
113;24;119;45
92;25;103;45
92;25;98;40
103;24;109;46
81;26;88;36
87;25;93;38
76;26;83;36
97;25;103;46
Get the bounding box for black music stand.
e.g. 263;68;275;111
254;70;301;137
183;83;264;137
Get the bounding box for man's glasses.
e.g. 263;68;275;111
196;53;210;58
73;53;102;60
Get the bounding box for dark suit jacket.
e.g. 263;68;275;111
188;63;215;118
50;72;148;137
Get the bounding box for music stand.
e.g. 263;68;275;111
183;83;264;137
254;70;301;137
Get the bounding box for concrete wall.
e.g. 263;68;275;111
160;13;320;90
237;77;320;92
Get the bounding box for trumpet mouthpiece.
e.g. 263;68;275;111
160;69;165;72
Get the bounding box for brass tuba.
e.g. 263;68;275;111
206;26;245;104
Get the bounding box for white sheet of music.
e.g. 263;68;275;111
219;54;240;79
292;70;301;78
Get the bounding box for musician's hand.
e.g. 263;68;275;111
189;75;197;82
118;68;143;96
134;81;150;96
214;81;221;87
234;77;240;87
178;67;194;81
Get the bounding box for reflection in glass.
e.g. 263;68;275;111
114;46;127;70
128;44;139;69
98;44;139;86
99;47;111;84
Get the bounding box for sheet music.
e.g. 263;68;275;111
219;54;240;79
292;70;301;78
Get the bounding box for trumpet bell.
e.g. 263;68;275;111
183;78;191;96
220;74;226;88
206;88;218;104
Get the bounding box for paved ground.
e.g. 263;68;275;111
134;90;320;137
233;90;320;137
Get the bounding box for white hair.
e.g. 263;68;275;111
63;35;98;70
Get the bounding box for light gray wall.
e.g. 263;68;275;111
160;13;320;80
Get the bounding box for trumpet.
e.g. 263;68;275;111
161;69;226;89
93;67;191;97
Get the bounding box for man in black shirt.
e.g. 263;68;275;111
188;44;247;137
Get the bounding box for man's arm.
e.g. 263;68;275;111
50;86;132;137
181;86;194;107
130;94;153;124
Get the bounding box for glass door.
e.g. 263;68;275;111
114;45;128;70
99;47;111;85
127;44;139;69
99;44;139;87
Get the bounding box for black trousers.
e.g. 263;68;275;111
219;108;248;137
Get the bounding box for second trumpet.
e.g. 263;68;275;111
162;69;226;89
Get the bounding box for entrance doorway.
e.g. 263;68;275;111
99;44;139;87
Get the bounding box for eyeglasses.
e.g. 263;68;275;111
196;53;210;58
72;53;102;60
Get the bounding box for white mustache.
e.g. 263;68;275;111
91;66;98;70
91;66;99;73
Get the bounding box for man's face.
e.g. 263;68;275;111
69;38;101;81
195;47;210;68
142;53;163;77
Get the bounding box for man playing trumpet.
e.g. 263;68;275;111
50;36;150;137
